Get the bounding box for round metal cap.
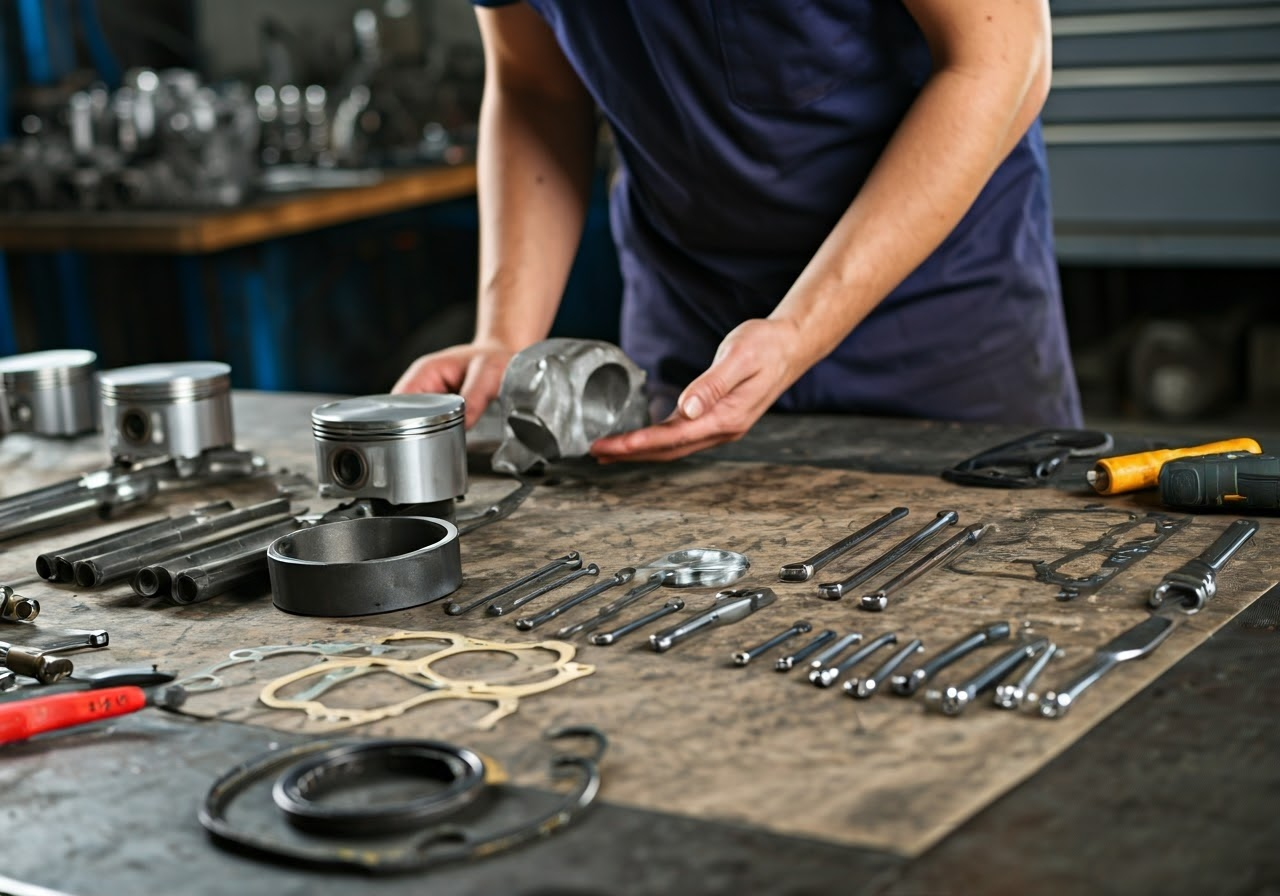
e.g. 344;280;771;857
98;361;231;402
0;349;97;389
312;394;465;441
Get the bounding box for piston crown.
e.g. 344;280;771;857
0;349;97;389
98;361;231;403
312;394;465;441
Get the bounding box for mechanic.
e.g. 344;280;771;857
394;0;1084;462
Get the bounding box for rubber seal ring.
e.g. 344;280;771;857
271;740;486;836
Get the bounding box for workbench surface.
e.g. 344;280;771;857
1;392;1276;896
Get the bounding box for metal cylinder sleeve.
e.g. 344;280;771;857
97;361;234;462
491;338;649;475
0;349;99;436
268;516;462;616
311;394;467;505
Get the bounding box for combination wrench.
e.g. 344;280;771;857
778;508;908;582
891;621;1011;696
444;552;581;616
818;510;959;599
516;567;636;631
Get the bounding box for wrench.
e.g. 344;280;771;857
732;620;812;666
554;571;671;639
924;637;1049;716
590;598;686;645
1148;519;1259;614
845;638;923;699
1039;615;1176;719
810;632;898;688
775;630;837;672
649;588;777;653
891;621;1011;696
444;552;581;616
489;564;600;616
778;508;908;582
818;510;959;599
808;632;863;671
516;568;635;631
859;524;988;612
994;641;1060;710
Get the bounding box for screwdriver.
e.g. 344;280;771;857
1159;452;1280;510
0;684;186;745
1086;438;1261;495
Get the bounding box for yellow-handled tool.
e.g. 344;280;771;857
1087;438;1262;495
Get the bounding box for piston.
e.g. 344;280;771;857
97;361;234;463
311;394;467;509
0;349;99;436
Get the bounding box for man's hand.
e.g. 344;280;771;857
590;319;806;463
392;342;514;429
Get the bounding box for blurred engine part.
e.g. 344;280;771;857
0;68;259;211
1127;318;1242;421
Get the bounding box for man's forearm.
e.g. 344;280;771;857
474;81;598;351
769;0;1052;369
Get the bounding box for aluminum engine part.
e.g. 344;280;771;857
312;394;466;506
268;516;461;616
97;361;234;463
492;339;649;475
0;349;99;436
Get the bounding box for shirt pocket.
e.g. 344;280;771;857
710;0;873;113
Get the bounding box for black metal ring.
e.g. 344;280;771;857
271;740;487;836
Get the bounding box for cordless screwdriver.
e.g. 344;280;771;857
1087;438;1262;495
1159;452;1280;511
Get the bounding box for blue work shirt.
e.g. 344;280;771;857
474;0;1084;426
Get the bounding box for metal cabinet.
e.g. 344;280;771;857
1044;2;1280;264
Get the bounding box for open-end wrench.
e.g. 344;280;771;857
1147;518;1259;614
778;508;909;582
444;552;581;616
554;571;672;639
515;567;635;631
859;524;988;612
489;564;600;616
994;641;1060;710
810;632;898;688
775;630;837;671
925;637;1050;716
1038;614;1177;719
817;510;959;600
649;587;777;653
891;621;1011;696
808;632;863;671
845;638;923;698
732;620;812;666
589;598;685;646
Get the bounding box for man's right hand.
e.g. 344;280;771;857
392;342;514;429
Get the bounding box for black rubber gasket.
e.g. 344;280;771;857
271;740;487;836
198;726;607;875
